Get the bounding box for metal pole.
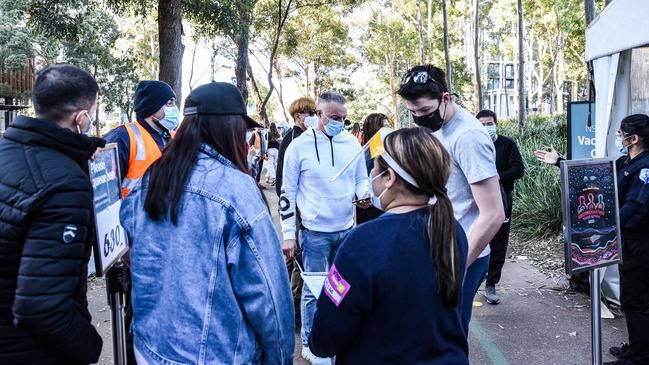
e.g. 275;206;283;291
590;268;602;365
106;263;128;365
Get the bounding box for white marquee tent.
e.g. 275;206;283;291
586;0;649;304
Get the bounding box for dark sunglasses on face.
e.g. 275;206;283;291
305;109;316;116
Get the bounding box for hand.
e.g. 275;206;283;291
533;145;560;165
282;239;297;258
90;147;102;160
354;192;372;209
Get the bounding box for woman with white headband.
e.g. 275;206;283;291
308;127;469;364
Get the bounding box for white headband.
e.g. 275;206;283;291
380;152;421;189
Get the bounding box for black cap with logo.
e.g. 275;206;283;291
183;82;263;129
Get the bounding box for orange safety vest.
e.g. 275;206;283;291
121;123;163;198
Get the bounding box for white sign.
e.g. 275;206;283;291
89;144;129;276
301;272;327;299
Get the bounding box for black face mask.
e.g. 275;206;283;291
413;109;445;131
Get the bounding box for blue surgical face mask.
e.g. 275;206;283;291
159;105;180;131
616;133;632;155
485;125;497;139
324;119;345;136
246;131;253;143
369;170;388;211
77;112;94;136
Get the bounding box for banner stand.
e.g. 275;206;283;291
106;262;128;365
590;268;602;365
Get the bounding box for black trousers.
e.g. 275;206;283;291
486;193;512;287
620;238;649;364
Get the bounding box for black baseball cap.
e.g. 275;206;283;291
183;82;263;129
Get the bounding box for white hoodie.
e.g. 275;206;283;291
280;128;369;240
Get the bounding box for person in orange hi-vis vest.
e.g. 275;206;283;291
104;80;178;199
102;80;177;365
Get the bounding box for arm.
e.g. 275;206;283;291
499;141;525;181
275;136;290;197
455;130;505;266
619;172;649;229
309;249;372;357
280;143;299;255
104;126;130;180
228;214;294;365
12;185;103;363
467;177;506;265
354;145;370;198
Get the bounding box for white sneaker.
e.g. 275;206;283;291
301;345;333;365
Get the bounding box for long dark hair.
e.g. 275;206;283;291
362;113;389;145
144;113;250;224
377;128;461;307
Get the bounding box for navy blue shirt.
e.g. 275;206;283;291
309;209;469;365
103;120;170;180
616;151;649;240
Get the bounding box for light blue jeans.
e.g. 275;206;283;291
461;255;490;336
300;227;352;346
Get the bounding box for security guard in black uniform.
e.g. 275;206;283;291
606;114;649;365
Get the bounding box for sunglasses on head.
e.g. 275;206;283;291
401;70;447;91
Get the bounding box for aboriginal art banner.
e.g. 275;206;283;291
560;159;622;274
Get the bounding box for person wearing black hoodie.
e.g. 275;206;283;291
0;64;104;364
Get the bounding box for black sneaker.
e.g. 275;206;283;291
610;343;630;359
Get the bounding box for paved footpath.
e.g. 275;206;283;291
90;185;627;364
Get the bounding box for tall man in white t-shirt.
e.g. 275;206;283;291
280;91;369;364
398;65;505;333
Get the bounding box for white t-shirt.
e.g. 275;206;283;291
434;107;499;258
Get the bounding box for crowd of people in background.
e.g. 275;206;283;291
0;61;647;365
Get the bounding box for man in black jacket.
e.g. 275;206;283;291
0;64;104;364
477;109;525;305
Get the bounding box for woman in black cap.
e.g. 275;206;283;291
120;82;295;364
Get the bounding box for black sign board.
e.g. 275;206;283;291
560;159;622;274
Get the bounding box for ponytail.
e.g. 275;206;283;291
427;193;461;308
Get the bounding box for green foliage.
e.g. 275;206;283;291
499;114;566;238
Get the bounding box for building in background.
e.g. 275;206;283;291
0;60;32;136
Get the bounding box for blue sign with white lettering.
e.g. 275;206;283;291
567;102;596;160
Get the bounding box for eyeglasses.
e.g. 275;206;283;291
305;109;316;116
400;70;446;91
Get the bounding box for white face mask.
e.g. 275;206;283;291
369;170;389;211
304;115;319;129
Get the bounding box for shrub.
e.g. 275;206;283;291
499;114;566;238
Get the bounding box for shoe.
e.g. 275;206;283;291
301;346;332;365
484;285;501;305
610;343;630;359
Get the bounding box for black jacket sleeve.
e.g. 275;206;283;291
499;139;525;182
619;171;649;229
104;126;130;181
275;134;292;197
12;183;103;364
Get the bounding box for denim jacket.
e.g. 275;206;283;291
120;145;294;365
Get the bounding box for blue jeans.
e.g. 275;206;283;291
461;255;490;335
300;228;351;346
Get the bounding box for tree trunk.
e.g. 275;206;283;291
555;47;565;114
584;0;595;25
235;30;251;103
517;0;525;129
417;0;425;64
537;45;544;113
387;54;399;129
158;0;184;102
472;0;482;112
442;0;452;90
247;63;268;125
426;0;433;63
526;18;535;114
274;60;289;122
188;42;198;91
